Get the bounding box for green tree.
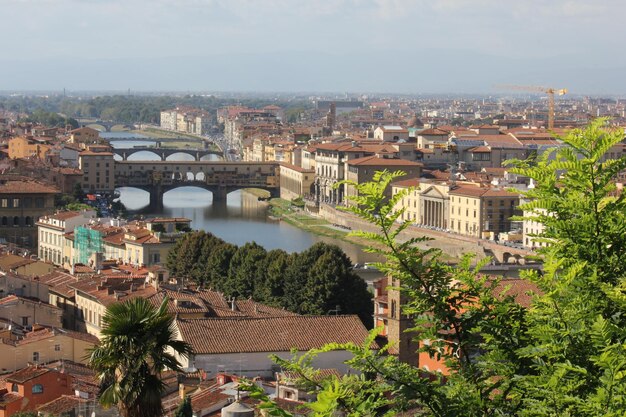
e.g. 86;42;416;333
88;297;192;417
225;242;267;298
255;249;291;305
253;119;626;417
301;244;373;327
173;395;193;417
204;241;237;290
507;118;626;415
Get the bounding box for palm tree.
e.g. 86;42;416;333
88;297;192;417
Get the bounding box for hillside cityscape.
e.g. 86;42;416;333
1;0;625;416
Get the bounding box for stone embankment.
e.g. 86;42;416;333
317;204;487;261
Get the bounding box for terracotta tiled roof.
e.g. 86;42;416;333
0;180;58;194
419;128;449;136
48;210;83;221
449;186;519;198
0;254;36;271
176;315;373;354
38;395;88;415
347;155;423;167
146;289;297;319
392;178;420;188
71;276;157;307
6;366;50;383
478;134;524;149
493;278;541;308
468;146;491;153
279;163;314;173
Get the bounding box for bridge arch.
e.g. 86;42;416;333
126;150;163;161
86;123;107;132
165;152;196;161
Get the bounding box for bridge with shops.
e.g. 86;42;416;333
112;147;223;161
114;160;280;208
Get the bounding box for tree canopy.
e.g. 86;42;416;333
248;119;626;416
166;232;373;327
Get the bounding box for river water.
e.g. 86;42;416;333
103;133;380;263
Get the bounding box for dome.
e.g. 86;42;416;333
406;114;423;128
221;400;255;417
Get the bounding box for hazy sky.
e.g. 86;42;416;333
1;0;624;94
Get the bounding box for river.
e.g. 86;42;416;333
102;132;380;264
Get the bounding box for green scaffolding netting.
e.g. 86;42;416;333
74;226;103;265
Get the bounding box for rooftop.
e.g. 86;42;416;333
176;315;373;354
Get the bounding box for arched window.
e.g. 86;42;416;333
24;216;32;227
12;216;20;227
32;384;43;394
1;217;7;226
11;383;18;392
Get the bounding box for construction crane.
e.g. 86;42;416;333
496;85;568;129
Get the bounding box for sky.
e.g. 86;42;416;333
0;0;624;94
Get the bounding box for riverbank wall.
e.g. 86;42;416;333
317;203;487;260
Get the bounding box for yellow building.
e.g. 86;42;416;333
0;325;97;372
78;145;115;193
392;180;452;228
344;156;422;202
71;276;156;336
449;186;520;239
36;210;97;266
68;127;100;146
279;163;315;200
7;136;53;160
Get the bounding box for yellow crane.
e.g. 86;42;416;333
496;85;568;129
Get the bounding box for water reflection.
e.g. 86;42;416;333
111;136;380;262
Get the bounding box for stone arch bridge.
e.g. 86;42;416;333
112;147;223;161
114;160;280;208
77;120;134;132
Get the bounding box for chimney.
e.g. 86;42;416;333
179;383;185;400
351;140;357;148
230;297;237;311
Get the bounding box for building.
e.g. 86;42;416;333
36;210;97;266
449;186;521;239
0;325;98;372
173;315;373;378
344;156;422;202
67;127;100;146
522;204;549;249
0;254;54;277
69;218;191;269
279;163;315;200
0;366;74;417
0;179;58;248
417;128;450;149
391;179;452;228
373;277;419;365
160;108;213;135
314;142;399;203
0;295;63;328
71;276;156;336
7;136;53;160
78;145;115;193
373;126;409;142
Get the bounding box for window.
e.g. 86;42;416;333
35;198;44;208
54;344;61;352
12;199;19;208
11;383;18;392
32;384;43;394
1;199;6;208
32;351;39;362
22;316;29;326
